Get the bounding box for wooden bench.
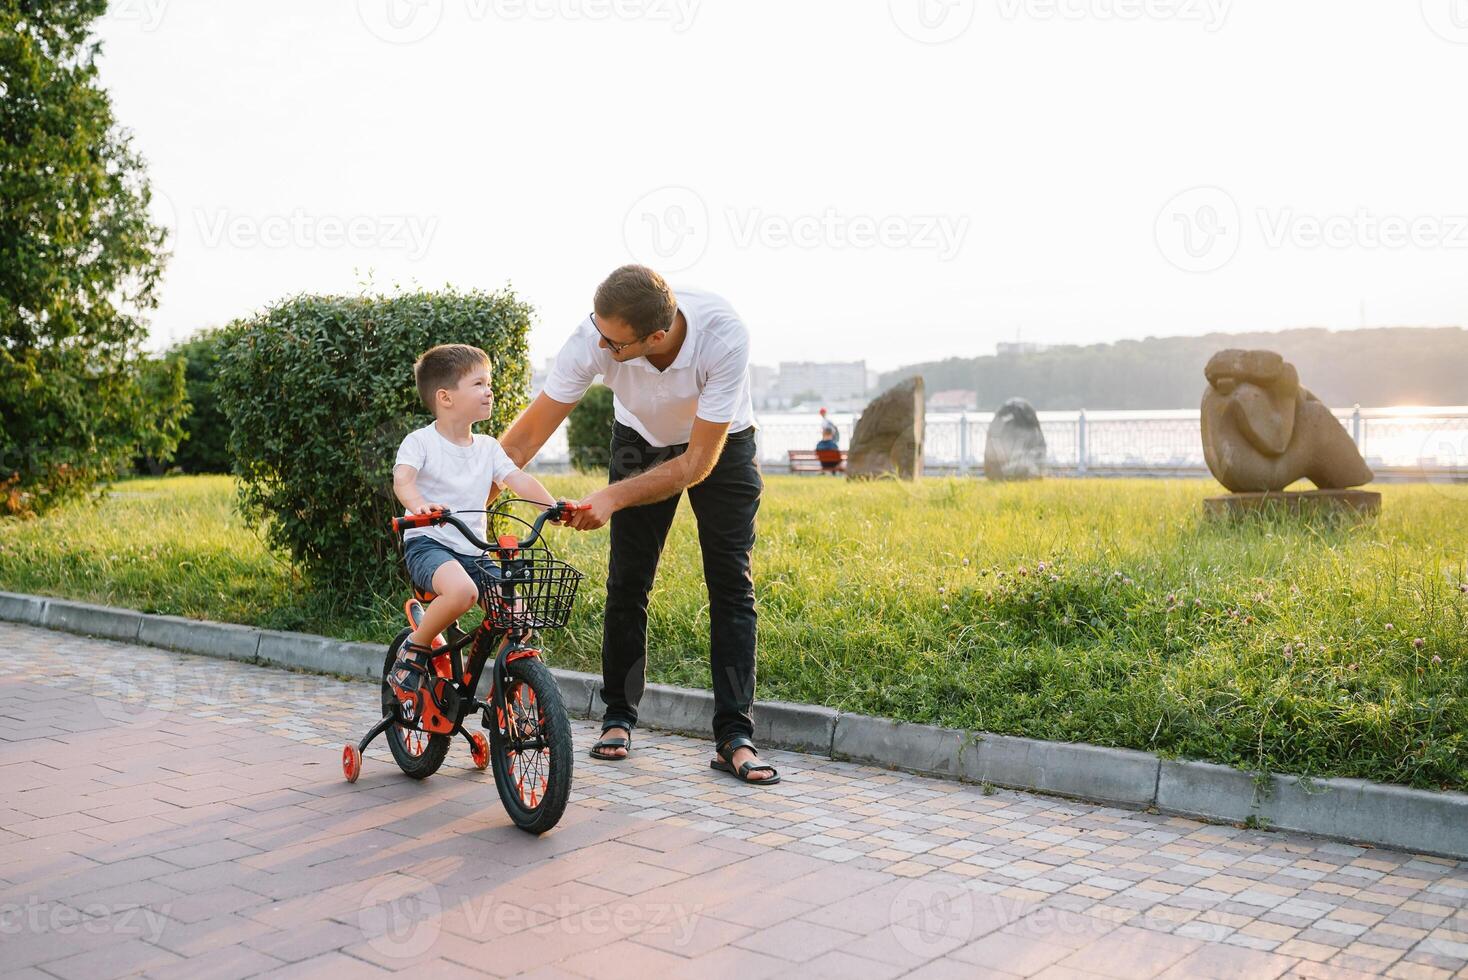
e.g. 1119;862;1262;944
787;449;847;474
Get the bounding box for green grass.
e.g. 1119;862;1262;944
5;474;1466;790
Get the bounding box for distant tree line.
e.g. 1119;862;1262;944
879;327;1468;410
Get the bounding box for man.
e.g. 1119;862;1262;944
500;265;778;785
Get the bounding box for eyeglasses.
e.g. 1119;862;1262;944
590;313;642;355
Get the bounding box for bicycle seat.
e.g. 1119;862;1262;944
413;587;438;603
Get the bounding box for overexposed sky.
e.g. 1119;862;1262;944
97;0;1468;371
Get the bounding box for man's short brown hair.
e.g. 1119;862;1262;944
413;343;491;412
594;264;677;339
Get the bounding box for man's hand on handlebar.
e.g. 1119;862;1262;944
562;487;614;532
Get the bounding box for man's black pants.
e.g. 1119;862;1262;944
599;421;761;748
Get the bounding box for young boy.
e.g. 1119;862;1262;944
391;343;562;679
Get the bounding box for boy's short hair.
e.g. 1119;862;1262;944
414;343;492;412
594;264;677;338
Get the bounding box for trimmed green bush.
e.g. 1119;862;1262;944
567;384;614;472
216;289;534;593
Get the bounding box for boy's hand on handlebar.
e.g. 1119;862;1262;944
412;503;447;516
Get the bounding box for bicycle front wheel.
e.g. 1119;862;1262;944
488;655;573;834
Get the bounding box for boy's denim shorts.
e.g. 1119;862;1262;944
403;536;500;597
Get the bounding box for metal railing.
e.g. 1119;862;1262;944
530;406;1468;482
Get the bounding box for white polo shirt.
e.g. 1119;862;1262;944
542;286;757;448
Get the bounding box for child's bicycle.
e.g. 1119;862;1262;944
341;499;589;835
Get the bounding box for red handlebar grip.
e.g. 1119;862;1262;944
564;502;592;511
392;510;445;533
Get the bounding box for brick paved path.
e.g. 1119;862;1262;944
2;623;1467;979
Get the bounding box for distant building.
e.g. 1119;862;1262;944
749;364;779;409
929;389;978;411
996;341;1050;357
530;357;557;394
775;360;868;408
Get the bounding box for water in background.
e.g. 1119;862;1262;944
532;407;1468;477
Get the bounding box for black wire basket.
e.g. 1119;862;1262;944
475;552;584;631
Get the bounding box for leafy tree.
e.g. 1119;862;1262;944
567;384;614;472
167;327;231;474
0;0;185;513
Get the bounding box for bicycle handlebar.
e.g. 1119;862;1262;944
390;501;589;552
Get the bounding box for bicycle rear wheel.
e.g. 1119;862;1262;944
488;655;573;834
382;629;451;779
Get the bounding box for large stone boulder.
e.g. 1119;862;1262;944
1201;349;1373;492
983;398;1046;481
848;376;924;479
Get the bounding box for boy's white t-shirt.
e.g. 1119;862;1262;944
541;286;757;448
394;423;519;555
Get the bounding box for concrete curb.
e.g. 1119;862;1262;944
257;631;379;681
41;598;143;643
137;614;261;662
965;734;1161;809
0;591;49;626
833;713;968;779
636;682;715;738
552;669;598;718
8;591;1468;860
759;700;838;756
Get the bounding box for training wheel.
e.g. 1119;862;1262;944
469;731;489;771
342;744;362;783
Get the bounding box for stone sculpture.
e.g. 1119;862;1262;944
983;398;1046;481
1201;349;1373;492
848;376;924;479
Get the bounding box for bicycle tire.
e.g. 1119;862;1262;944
381;628;451;779
488;655;573;834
